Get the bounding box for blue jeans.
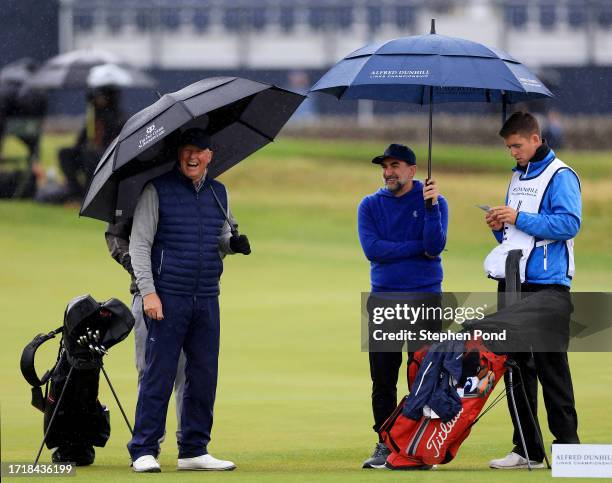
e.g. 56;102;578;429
128;293;220;460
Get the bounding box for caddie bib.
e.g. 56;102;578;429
484;158;576;282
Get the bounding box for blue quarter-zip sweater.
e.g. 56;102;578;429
358;180;448;293
492;144;581;287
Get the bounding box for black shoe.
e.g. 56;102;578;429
52;445;95;466
362;442;391;469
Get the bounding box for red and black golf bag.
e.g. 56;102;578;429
379;251;551;470
379;338;507;469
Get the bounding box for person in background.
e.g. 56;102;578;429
59;69;126;201
542;110;565;150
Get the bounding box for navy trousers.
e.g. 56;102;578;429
127;293;220;460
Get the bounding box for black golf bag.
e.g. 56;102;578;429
21;295;134;465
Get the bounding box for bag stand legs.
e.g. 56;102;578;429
99;363;133;435
506;365;532;470
33;363;134;465
505;360;552;470
34;366;74;466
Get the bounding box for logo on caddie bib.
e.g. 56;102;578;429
511;186;538;197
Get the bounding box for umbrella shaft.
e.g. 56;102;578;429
209;185;237;236
428;86;433;179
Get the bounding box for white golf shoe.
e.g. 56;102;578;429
177;454;236;471
489;452;544;469
132;455;161;473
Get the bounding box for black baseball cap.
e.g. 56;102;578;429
179;128;211;150
372;143;416;165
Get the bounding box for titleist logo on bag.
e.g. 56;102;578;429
425;408;464;459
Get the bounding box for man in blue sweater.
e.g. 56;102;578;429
358;143;448;468
484;112;581;469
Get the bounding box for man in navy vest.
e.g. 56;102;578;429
105;219;187;451
485;112;581;469
127;128;251;473
358;144;448;468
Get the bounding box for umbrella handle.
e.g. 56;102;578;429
425;179;433;210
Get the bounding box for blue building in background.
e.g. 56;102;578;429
0;0;59;65
1;0;611;115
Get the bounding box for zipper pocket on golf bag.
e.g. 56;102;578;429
406;417;431;457
379;396;407;452
408;353;423;392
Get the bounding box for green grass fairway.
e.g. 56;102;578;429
1;136;611;482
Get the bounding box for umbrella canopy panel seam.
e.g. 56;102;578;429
116;77;238;142
345;53;522;63
235;118;274;143
344;35;518;63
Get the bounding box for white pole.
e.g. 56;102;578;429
357;99;374;127
58;0;75;54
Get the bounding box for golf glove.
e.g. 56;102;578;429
230;234;251;255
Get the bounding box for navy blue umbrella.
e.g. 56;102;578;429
310;20;553;179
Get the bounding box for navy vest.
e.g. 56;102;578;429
151;169;227;297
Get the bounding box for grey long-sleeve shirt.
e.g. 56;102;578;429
129;182;236;296
105;220;139;294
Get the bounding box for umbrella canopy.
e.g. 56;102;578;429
310;33;552;103
0;57;38;86
25;49;155;89
310;20;553;177
87;63;155;89
80;76;305;223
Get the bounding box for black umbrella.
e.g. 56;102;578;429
0;57;38;86
80;76;304;223
24;49;155;89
